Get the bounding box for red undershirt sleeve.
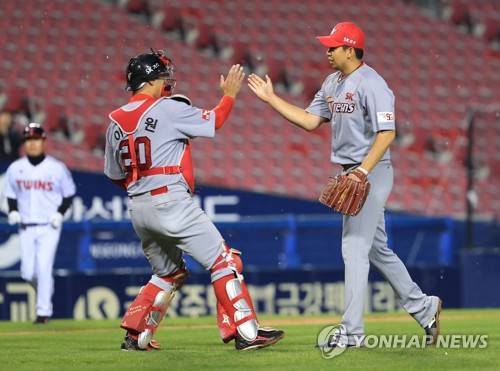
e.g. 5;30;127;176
213;95;235;130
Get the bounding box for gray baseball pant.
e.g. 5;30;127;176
341;160;440;345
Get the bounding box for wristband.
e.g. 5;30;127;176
357;166;368;175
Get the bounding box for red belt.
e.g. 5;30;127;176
129;186;168;199
150;186;168;195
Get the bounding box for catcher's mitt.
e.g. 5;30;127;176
319;169;371;216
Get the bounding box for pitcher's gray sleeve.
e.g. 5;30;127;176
362;80;396;132
306;76;335;120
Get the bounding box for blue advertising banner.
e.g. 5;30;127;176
0;162;456;273
0;162;335;272
1;161;498;316
0;267;461;321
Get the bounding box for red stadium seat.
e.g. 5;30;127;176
0;0;497;217
4;86;29;114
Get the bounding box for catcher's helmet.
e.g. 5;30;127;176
23;123;46;141
125;49;176;92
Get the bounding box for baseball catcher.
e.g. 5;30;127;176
105;49;285;351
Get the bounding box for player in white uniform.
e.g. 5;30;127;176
4;123;76;324
105;50;284;351
248;22;442;348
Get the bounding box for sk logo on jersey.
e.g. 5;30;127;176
201;110;211;121
345;92;355;101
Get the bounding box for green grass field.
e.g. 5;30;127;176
0;309;498;370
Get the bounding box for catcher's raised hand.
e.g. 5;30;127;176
247;74;274;103
220;64;245;98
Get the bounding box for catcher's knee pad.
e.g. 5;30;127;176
121;262;189;349
211;244;258;342
210;243;243;280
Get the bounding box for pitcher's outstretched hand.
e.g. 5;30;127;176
248;74;275;103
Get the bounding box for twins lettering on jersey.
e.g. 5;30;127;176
16;180;54;191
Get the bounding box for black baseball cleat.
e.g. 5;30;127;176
33;316;49;324
235;328;285;350
257;327;285;340
424;298;442;346
121;335;161;351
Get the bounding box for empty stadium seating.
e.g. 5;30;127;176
0;0;498;219
443;0;500;44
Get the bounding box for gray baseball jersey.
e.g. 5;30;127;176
104;97;215;196
104;96;225;275
306;64;396;165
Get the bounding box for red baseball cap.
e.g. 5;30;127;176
317;22;365;49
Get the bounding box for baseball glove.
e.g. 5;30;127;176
319;169;371;216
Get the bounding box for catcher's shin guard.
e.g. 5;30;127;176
121;263;189;349
137;289;172;349
212;245;259;342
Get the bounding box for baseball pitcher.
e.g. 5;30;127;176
248;22;442;348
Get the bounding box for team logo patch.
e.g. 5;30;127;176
377;112;395;123
343;37;357;46
345;92;355;101
201;110;211;120
145;62;161;75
